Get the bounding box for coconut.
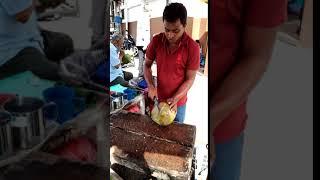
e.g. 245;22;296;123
151;102;176;126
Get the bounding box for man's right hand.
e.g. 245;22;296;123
148;86;158;99
119;50;125;61
15;6;33;23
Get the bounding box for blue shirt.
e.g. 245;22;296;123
110;42;123;82
0;0;43;66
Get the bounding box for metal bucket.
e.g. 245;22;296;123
111;92;124;111
0;111;13;157
4;97;55;149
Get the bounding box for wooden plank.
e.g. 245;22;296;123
110;126;193;179
110;111;196;148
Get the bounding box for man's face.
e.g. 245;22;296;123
164;19;185;44
114;39;124;50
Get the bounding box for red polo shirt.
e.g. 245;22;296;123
211;0;287;143
146;32;200;106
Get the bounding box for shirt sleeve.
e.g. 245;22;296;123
110;47;120;67
0;0;32;16
245;0;287;28
187;41;200;70
145;35;157;60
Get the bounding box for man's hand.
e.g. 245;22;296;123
15;6;33;23
210;98;231;131
170;103;177;113
119;50;125;61
148;86;157;99
167;97;178;110
59;61;90;85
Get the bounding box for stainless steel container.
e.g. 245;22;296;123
0;111;13;157
111;92;124;111
4;97;47;149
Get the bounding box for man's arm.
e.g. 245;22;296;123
144;56;158;99
211;26;278;131
167;70;197;109
144;57;154;87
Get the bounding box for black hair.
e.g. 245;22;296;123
163;3;187;26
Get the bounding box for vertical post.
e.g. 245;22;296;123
125;0;129;33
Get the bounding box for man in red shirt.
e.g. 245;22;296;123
209;1;287;179
144;3;200;123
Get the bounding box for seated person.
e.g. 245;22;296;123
109;34;133;87
59;34;133;88
0;0;73;81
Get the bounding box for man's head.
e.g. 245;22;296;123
111;33;124;50
162;3;187;44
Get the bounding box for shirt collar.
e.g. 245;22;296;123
162;32;188;47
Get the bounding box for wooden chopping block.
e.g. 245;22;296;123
110;111;196;179
110;111;196;147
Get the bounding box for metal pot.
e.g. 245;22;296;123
4;96;56;149
111;92;124;111
0;111;13;157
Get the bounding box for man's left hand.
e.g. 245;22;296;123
167;97;178;111
15;6;33;23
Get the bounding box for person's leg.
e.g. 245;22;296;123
123;71;133;81
41;29;74;62
0;47;60;81
110;76;129;87
210;133;245;180
174;104;186;123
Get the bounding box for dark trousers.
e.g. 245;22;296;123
0;47;60;81
110;71;133;87
0;30;74;81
